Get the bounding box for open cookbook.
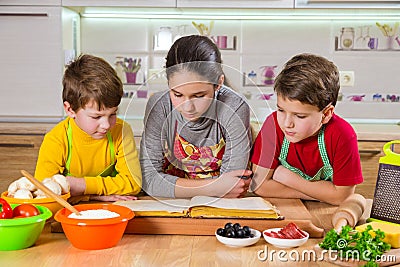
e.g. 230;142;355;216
114;196;281;219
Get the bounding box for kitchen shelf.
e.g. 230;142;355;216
242;72;274;87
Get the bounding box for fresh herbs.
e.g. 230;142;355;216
319;225;391;267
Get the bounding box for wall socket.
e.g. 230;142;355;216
339;71;355;87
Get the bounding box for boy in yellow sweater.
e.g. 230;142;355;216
35;54;142;202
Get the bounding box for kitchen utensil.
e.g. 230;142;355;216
20;170;80;216
259;66;277;85
331;193;367;232
54;203;134;250
211;35;228;49
0;204;52;251
154;26;172;51
369;140;400;225
1;191;70;218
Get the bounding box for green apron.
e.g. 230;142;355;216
278;126;333;181
63;122;118;177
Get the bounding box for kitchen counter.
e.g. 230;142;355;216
0;121;398;141
0;200;372;266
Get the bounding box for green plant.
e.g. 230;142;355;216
376;22;399;37
122;57;141;73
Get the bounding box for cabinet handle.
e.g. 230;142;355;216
359;149;381;155
0;143;34;148
0;13;48;17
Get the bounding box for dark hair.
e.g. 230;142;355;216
274;53;340;110
165;35;225;87
62;54;123;111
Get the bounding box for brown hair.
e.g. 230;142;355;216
62;54;123;111
165;35;226;88
274;53;340;111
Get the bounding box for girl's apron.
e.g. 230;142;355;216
163;121;225;179
278;126;333;181
63;122;118;177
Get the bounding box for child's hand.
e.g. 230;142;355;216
215;169;252;198
89;195;138;202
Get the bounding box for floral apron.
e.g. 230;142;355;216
163;122;226;179
63;122;118;177
278;126;333;181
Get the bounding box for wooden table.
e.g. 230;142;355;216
0;201;373;267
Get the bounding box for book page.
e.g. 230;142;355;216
189;196;276;210
114;199;191;213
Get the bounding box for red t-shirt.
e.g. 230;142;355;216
251;112;363;186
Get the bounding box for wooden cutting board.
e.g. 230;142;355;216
51;198;324;237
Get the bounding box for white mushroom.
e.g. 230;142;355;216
13;188;33;199
33;189;47;199
43;180;62;195
7;180;19;195
16;177;36;191
52;174;70;194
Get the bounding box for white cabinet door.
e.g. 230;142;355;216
0;0;61;5
62;0;176;7
177;0;294;8
0;6;64;121
295;0;400;8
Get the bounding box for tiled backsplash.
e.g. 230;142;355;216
76;16;400;122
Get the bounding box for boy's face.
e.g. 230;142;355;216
64;99;118;140
168;71;222;122
276;96;333;143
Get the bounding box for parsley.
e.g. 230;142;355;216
319;225;391;267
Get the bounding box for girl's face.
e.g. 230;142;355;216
64;99;118;140
276;95;333;143
168;71;223;122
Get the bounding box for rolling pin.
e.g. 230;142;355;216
331;193;367;232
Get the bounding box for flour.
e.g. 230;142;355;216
68;209;120;219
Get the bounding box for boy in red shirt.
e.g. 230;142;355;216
251;53;363;205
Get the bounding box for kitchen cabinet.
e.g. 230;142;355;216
0;5;64;122
0;134;44;193
357;141;400;199
177;0;294;8
62;0;176;7
295;0;400;8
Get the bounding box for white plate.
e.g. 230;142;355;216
215;228;261;247
263;228;309;248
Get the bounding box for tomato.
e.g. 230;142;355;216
12;204;40;218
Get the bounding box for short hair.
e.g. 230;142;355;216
62;54;123;111
165;35;224;87
274;53;340;111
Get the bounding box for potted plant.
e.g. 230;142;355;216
122;57;141;84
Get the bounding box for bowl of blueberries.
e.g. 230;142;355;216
215;222;261;247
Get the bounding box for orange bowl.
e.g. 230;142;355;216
54;203;134;250
1;191;70;217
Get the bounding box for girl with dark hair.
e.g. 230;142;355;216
140;35;252;198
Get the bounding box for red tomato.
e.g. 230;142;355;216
12;204;40;218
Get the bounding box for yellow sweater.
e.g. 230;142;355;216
35;117;142;196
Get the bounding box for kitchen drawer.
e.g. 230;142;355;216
357;141;400;199
0;134;44;192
